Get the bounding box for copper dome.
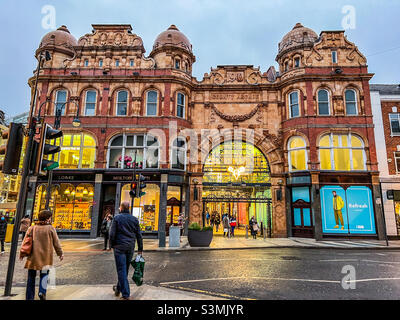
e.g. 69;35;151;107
278;23;318;56
37;25;78;57
152;25;192;53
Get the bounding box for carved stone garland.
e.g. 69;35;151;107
210;103;261;122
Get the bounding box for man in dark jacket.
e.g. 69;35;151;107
109;201;143;300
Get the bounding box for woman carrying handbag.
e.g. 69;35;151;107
20;210;64;300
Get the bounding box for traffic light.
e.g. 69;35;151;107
0;123;24;175
129;181;137;198
35;123;63;175
138;174;147;197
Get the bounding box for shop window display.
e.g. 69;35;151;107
120;183;160;231
33;183;94;231
167;186;181;227
108;134;159;169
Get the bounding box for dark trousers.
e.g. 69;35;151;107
231;226;235;237
21;231;26;241
114;249;133;298
26;269;49;300
0;239;4;252
104;232;110;249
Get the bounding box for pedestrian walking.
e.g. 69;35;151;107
206;211;210;226
222;213;230;238
0;214;7;254
20;210;64;300
249;216;259;239
178;213;188;236
214;212;221;232
101;214;113;250
110;201;143;300
230;215;237;237
20;215;30;240
210;211;216;227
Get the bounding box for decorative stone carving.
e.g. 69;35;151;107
210;103;260;122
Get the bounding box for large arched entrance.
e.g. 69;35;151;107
202;141;272;236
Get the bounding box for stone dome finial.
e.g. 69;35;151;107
36;25;77;58
152;24;192;53
277;23;318;58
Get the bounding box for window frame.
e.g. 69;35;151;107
175;59;180;70
170;137;186;170
176;92;186;118
99;59;103;67
130;59;134;67
394;152;400;174
317;89;331;116
84;59;89;67
332;50;338;63
294;57;300;68
115;59;120;67
84;90;97;116
288;136;308;172
107;134;159;169
318;133;366;171
288;91;300;118
55;89;68;116
116;90;128;116
145;90;158;116
345;89;358;116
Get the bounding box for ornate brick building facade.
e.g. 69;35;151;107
26;23;385;242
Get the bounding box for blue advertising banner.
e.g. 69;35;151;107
320;185;376;235
321;186;348;234
346;186;376;234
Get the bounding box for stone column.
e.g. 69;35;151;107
90;173;103;239
114;183;122;215
311;173;323;240
372;174;386;240
271;177;287;237
189;176;203;226
158;173;168;247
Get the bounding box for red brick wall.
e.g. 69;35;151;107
381;100;400;174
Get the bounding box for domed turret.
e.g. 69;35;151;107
152;24;192;53
36;25;77;58
277;23;318;59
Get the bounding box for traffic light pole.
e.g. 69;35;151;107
130;150;137;215
3;54;45;296
44;107;62;210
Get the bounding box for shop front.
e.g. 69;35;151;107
318;174;378;238
33;172;96;236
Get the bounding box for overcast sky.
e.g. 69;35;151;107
0;0;399;117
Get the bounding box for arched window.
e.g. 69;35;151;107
317;89;330;115
289;91;300;118
171;138;186;170
345;89;358;115
84;90;96;116
288;137;307;171
176;92;185;118
55;90;67;116
319;133;366;171
108;134;159;169
116;90;128;116
146;90;158;116
51;133;96;169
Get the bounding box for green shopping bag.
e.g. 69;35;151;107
131;254;145;286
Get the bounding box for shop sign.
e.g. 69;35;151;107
287;176;311;185
320;185;376;235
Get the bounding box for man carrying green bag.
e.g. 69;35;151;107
131;254;145;286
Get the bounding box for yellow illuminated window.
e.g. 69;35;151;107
288;137;307;171
319;133;365;171
55;133;96;169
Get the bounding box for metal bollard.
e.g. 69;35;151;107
263;227;267;241
245;225;248;239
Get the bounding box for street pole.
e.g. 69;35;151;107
3;53;44;296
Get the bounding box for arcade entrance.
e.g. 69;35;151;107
202;141;272;236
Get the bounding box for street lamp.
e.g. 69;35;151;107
71;101;81;128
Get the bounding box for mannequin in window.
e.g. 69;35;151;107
332;191;345;230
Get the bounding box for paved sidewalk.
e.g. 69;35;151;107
144;236;400;251
0;284;223;300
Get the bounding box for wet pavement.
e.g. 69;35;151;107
1;240;400;299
